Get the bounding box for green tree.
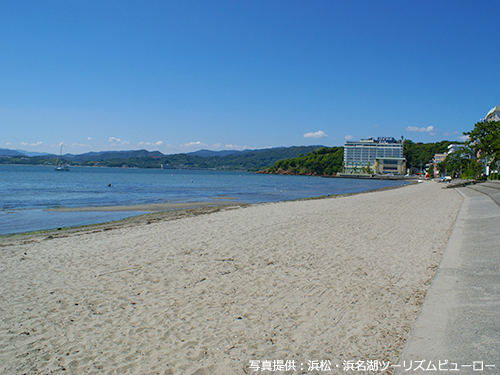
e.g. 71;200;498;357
461;160;485;179
464;120;500;169
436;147;473;178
403;140;453;172
262;147;343;175
366;161;372;175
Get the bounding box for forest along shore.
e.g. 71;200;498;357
0;181;462;375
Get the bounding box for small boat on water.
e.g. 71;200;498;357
55;164;70;172
55;144;70;172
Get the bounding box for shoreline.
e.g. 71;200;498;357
1;165;413;237
46;200;240;212
1;183;413;240
0;204;249;241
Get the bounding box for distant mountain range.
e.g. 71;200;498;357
66;150;165;161
16;150;54;157
1;146;324;171
1;147;298;159
187;149;252;157
0;149;54;157
0;149;25;157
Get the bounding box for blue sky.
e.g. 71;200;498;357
1;0;499;155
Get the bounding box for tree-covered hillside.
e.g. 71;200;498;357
0;146;323;171
91;146;323;170
404;140;453;172
261;147;344;175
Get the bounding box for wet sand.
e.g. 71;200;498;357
47;200;239;212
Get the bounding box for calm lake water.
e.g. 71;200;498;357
0;165;409;235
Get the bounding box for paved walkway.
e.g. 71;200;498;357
396;181;500;374
469;180;500;207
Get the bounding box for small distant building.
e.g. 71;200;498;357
343;137;406;174
485;106;500;122
447;143;471;160
447;144;461;154
432;153;447;177
433;153;447;164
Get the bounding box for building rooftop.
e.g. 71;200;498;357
486;106;500;121
345;137;401;144
486;106;500;117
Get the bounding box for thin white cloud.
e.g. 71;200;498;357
19;141;44;147
87;137;93;141
109;137;130;145
182;141;207;148
223;144;250;150
406;125;435;133
303;130;328;139
344;135;354;140
210;143;249;150
443;131;459;136
179;142;250;151
71;143;92;148
457;135;469;142
139;140;164;147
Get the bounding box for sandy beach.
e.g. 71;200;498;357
0;181;462;375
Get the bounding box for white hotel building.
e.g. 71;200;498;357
485;106;500;122
343;137;406;174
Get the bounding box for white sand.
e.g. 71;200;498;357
0;182;462;375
